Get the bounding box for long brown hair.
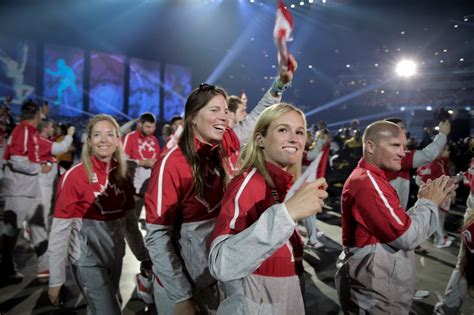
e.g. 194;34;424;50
178;83;228;199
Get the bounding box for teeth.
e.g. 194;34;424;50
283;147;297;153
214;125;225;130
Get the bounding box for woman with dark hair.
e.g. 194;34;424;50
208;103;328;313
47;114;150;313
145;84;232;314
145;61;297;314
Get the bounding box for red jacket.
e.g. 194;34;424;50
3;121;40;163
416;156;450;183
38;134;57;163
122;130;161;162
211;162;304;277
146;129;239;225
55;157;135;221
342;159;412;247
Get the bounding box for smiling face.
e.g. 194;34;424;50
192;94;229;144
89;120;120;162
258;110;306;170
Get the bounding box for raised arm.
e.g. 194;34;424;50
232;56;298;147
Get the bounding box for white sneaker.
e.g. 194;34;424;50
413;289;430;300
435;237;453;248
306;240;325;249
316;231;325;238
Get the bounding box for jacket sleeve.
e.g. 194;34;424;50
48;173;77;287
124;210;149;262
8;155;40;174
413;133;447;168
48;217;73;287
51;135;73;155
209;203;296;282
120;119;138;135
145;223;193;302
144;150;193;302
388;198;439;250
123;180;149;261
232;89;281;147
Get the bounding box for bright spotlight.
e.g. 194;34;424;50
395;59;417;77
426;106;432;111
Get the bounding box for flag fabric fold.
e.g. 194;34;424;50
273;0;295;72
285;144;330;202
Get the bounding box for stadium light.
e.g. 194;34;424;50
395;59;417;77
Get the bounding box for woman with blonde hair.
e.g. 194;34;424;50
209;103;328;314
47;114;150;313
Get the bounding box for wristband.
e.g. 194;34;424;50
270;77;292;96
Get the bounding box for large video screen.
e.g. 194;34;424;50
163;64;192;121
89;52;126;118
0;38;37;115
129;58;160;118
44;44;84;117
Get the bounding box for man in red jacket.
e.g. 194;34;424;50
1;100;52;284
335;120;455;313
122;112;160;197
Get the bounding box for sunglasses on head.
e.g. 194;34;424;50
198;83;216;92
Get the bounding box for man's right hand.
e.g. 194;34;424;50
438;121;451;136
418;175;457;205
175;299;198;315
48;285;62;305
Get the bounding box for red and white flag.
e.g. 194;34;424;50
284;144;330;202
273;0;295;72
